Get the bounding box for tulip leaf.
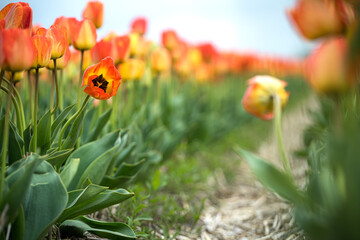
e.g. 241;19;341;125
58;184;133;222
86;108;112;143
0;117;24;164
62;110;86;149
22;160;68;240
235;147;305;206
23;123;32;154
64;131;121;191
101;159;146;188
0;154;41;226
36;110;52;154
60;216;136;239
60;158;80;188
45;148;74;167
51;103;76;141
113;142;136;167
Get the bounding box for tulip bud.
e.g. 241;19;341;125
31;35;52;69
0;2;33;35
71;19;97;51
45;25;68;59
150;47;171;74
130;17;147;36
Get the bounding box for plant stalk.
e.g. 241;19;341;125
31;68;40;153
51;59;60;115
77;50;84;110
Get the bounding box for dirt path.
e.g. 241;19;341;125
188;96;316;240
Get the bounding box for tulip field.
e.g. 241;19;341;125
1;0;360;239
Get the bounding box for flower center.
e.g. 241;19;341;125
92;74;108;92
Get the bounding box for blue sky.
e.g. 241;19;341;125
1;0;314;57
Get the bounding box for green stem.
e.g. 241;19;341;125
0;70;4;93
31;68;39;153
2;77;26;132
77;50;84;110
58;95;90;150
27;70;33;123
273;94;292;178
0;86;23;140
50;69;54;115
51;59;60;115
59;69;64;110
0;72;14;196
111;93;119;131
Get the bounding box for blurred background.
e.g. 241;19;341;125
1;0;315;57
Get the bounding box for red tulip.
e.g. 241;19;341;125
0;2;32;35
71;19;97;51
82;57;121;100
131;17;147;35
0;28;34;72
161;30;179;51
82;1;103;29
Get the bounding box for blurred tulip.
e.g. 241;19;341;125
0;28;34;72
82;57;121;100
113;35;130;63
174;58;192;79
118;59;145;81
188;48;202;68
47;46;71;70
131;17;147;35
288;0;354;40
305;37;354;95
92;39;117;63
0;2;32;35
198;43;217;63
71;19;97;51
45;25;68;60
5;70;24;82
150;47;171;74
31;34;52;69
162;30;179;51
195;63;213;83
82;1;103;29
54;16;72;44
242;75;289;120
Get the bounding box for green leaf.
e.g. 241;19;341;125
51;104;75;141
101;158;146;188
235;147;305;206
58;184;133;222
0;154;41;226
65;131;120;191
22;160;68;240
0;117;24;164
86;108;112;143
60;216;136;239
36;110;52;154
62;110;85;149
23;123;32;154
45;148;73;167
113;142;136;167
60;158;80;188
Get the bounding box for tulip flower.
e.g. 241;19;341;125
162;30;179;51
47;46;71;70
45;25;68;60
130;17;147;36
54;16;72;44
82;1;103;29
198;43;218;63
305;37;354;95
71;19;97;51
118;59;145;81
288;0;354;40
31;34;52;69
242;75;289;120
113;35;130;64
0;28;34;72
150;47;171;75
0;2;32;35
82;57;121;100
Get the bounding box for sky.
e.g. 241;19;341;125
1;0;315;58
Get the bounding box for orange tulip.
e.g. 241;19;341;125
130;17;147;36
118;59;145;81
0;2;32;35
197;43;217;63
0;28;34;72
113;35;130;64
71;19;97;51
54;16;72;44
305;37;354;95
31;34;52;69
150;47;171;74
242;75;289;120
161;30;179;51
45;25;68;60
92;39;117;63
82;57;121;100
47;46;71;70
195;63;213;83
288;0;354;40
82;1;103;29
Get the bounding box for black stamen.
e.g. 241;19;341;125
92;74;109;92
